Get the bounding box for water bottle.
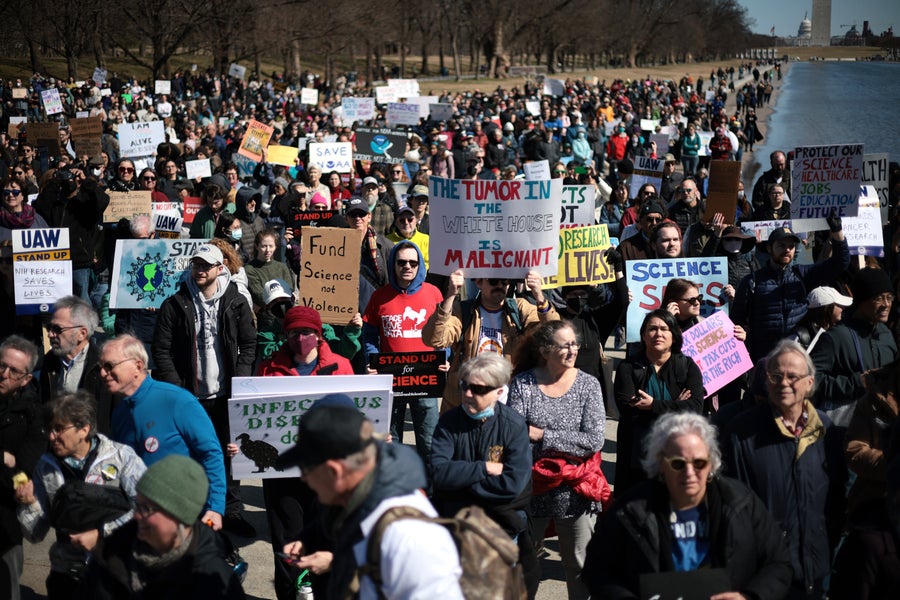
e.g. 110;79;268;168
297;584;314;600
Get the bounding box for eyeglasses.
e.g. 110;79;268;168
663;456;710;471
487;279;509;286
396;259;419;268
2;189;22;197
99;357;138;373
132;499;160;518
551;342;581;351
678;295;703;305
766;371;810;386
459;381;498;395
872;293;895;305
46;323;82;336
48;424;76;437
0;362;29;379
118;167;134;173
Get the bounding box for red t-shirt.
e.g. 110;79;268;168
363;283;444;353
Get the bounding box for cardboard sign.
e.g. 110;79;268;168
705;160;742;224
386;102;421;127
300;87;319;106
524;160;550;181
844;186;885;257
238;119;274;162
103;191;152;223
543;224;614;289
154;80;171;95
12;228;72;315
429;103;454;121
118;121;165;158
27;122;59;145
41;88;63;115
12;88;27;99
625;257;729;342
428;176;562;278
630;156;664;199
69;116;102;138
308;142;353;173
228;63;246;79
791;143;863;230
109;238;214;308
681;311;752;396
228;375;394;480
368;352;447;401
353;127;407;164
341;97;376;124
862;152;889;220
296;227;363;324
182;196;203;225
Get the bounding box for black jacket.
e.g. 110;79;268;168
0;382;44;553
76;520;245;600
582;477;793;600
152;281;256;397
39;342;114;435
33;178;109;269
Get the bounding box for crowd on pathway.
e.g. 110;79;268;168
0;58;899;600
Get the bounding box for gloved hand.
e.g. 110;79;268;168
826;209;842;232
604;247;624;272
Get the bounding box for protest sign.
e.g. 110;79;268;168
429;103;454;121
228;63;246;79
543;225;615;289
154;80;171;95
151;202;183;238
103;191;152;223
109;238;212;308
92;67;107;84
629;155;664;199
266;145;299;167
341;97;376;124
12;228;72;315
182;196;203;225
508;65;547;78
308;142;353;173
69;116;103;157
296;227;363;324
697;131;714;157
118;121;165;158
525;101;541;116
12;88;27;99
542;79;565;97
353;127;407;164
41;89;63;115
791;143;863;230
681;311;753;396
300;87;319;106
289;211;339;235
625;257;729;342
184;158;212;180
428;176;562;278
651;133;669;155
237;119;274;162
27;122;60;156
368;352;446;401
640;119;660;132
862;152;889;221
403;96;438;119
374;86;398;105
228;374;394;479
741;219;792;244
843;186;885;257
386;102;421;127
559;185;598;228
524;160;550;181
387;78;420;98
705;161;742;224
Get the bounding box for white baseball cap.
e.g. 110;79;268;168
807;286;853;309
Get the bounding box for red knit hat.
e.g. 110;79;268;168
283;306;322;336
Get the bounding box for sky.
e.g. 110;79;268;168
740;0;899;37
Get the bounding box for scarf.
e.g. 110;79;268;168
129;525;194;591
0;204;36;229
364;227;381;277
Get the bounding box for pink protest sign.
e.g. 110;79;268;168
680;310;752;396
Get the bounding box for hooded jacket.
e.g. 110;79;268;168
234;186;266;258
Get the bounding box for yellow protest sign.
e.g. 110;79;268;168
543;224;614;289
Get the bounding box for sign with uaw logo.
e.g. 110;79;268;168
12;228;72;315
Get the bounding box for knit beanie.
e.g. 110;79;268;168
136;455;209;525
851;268;892;304
283;306;323;336
274;177;289;191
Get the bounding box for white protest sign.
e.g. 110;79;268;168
118;121;165;158
542;79;565;97
75;111;89;119
184;158;212;180
308;142;353;173
429;103;454;121
406;96;438;119
630;155;665;198
12;228;72;315
154;80;171;95
863;152;889;221
741;219;793;244
524;160;550;181
640;119;660;132
387;78;420;98
651;133;670;155
525;101;541;116
374;86;398;105
300;88;319;106
791;143;863;231
560;185;598;228
92;67;107;85
341;97;376;124
697;131;714;157
228;63;246;79
386;103;421;127
843;186;885;257
625;258;729;342
12;228;71;257
41;89;63;115
152;202;183;238
228;375;394;480
428;176;562;278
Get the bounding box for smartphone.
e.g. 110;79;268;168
275;551;300;565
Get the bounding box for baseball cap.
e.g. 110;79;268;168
263;278;292;306
410;185;429;198
345;196;369;215
806;286;853;309
275;394;372;472
768;227;801;245
397;206;415;218
362;176;378;187
190;243;223;265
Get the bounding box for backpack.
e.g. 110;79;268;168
49;480;132;535
363;505;527;600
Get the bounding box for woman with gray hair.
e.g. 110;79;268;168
583;412;792;599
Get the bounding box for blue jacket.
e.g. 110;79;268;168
724;402;846;596
111;376;226;515
731;237;850;361
430;402;532;535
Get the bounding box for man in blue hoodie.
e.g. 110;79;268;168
363;241;445;459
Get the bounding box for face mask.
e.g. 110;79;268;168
721;239;743;254
464;405;495;420
92;168;103;177
566;296;588;314
737;190;745;199
292;332;318;358
230;229;243;241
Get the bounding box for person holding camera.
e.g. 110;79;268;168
33;163;110;303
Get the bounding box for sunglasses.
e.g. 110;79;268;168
46;323;82;335
119;167;134;173
397;216;416;223
663;456;710;471
396;259;419;268
2;189;22;197
487;279;509;286
678;295;703;305
142;176;156;182
459;381;497;395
